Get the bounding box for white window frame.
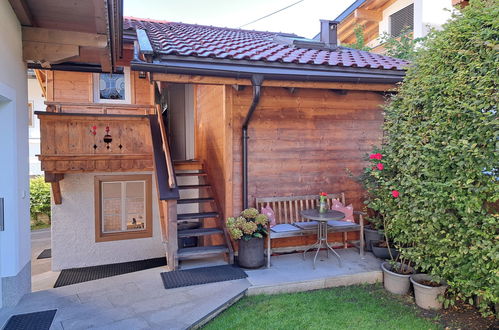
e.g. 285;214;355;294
93;67;131;104
101;180;146;234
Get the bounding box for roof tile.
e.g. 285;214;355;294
125;17;409;71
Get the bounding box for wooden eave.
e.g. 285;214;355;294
9;0;123;72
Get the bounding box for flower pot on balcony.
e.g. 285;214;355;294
381;262;414;295
410;274;448;310
238;237;265;269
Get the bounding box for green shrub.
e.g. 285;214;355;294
364;0;498;314
30;176;51;220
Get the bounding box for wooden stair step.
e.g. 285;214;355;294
174;160;203;171
178;184;210;190
177;245;229;259
178;197;215;204
176;172;207;177
178;228;223;238
177;212;219;220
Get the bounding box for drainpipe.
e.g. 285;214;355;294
242;74;264;209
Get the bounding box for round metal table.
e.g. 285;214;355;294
300;209;345;269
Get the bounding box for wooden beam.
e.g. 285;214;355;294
354;9;382;22
45;172;64;183
8;0;34;26
153;73;251;86
23;41;79;64
22;27;108;48
152;73;398;91
51;182;62;205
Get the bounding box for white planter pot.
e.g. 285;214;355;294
410;274;448;310
381;262;414;295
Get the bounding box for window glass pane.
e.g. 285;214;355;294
103;214;121;232
125;181;145;231
102;182;122;233
99;73;125;100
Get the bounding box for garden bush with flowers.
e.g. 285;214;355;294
362;0;498;314
227;208;269;241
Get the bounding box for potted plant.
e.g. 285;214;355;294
371;240;400;259
380;251;415;295
410;273;448;310
226;208;269;269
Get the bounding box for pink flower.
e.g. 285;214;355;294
374;153;383;160
392;190;400;198
376;163;384;170
369;154;376;159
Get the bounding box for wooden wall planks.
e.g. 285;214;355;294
229;87;386;215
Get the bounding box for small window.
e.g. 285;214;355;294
390;4;414;37
93;67;131;104
95;175;152;242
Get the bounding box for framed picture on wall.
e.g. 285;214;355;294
28;101;33;127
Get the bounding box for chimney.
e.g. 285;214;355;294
320;20;339;48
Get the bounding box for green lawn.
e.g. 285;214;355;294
204;284;440;330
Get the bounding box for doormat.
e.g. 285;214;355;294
54;257;166;288
160;265;247;289
3;310;57;330
37;249;51;259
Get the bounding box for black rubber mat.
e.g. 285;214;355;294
54;257;166;288
160;265;247;289
37;249;51;259
3;310;57;330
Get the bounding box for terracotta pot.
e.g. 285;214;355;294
381;262;414;295
410;274;448;310
238;237;265;269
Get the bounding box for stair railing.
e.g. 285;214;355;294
149;106;180;271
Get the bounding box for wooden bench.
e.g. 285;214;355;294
256;194;364;268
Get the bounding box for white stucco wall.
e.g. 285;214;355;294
28;77;45;176
0;0;31;307
51;172;165;270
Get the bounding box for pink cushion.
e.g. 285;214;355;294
261;204;276;227
331;199;355;223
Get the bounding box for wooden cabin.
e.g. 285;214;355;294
37;17;407;271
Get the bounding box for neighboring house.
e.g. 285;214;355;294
27;69;46;176
34;16;408;272
2;0;122;308
332;0;455;52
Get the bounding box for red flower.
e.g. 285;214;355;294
369;153;383;160
320;192;328;196
376;163;384;170
92;126;97;130
392;190;400;198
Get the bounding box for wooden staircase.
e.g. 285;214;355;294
174;160;234;266
149;105;233;271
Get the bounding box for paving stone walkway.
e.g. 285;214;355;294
0;248;381;329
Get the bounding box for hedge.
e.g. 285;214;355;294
364;0;498;313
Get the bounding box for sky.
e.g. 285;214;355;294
124;0;353;39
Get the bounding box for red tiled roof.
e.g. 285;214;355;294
124;17;409;71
